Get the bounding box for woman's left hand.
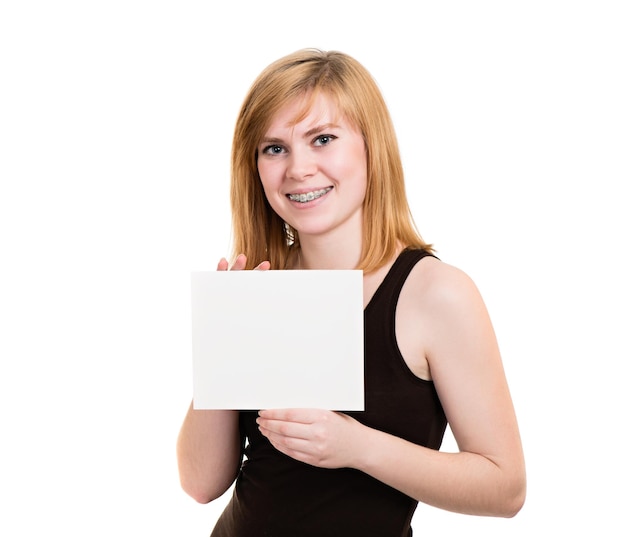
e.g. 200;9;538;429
256;408;362;469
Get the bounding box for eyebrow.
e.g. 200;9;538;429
259;123;342;144
304;123;342;137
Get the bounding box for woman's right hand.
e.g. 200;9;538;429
177;254;270;504
217;254;270;271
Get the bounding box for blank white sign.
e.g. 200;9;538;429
191;270;364;410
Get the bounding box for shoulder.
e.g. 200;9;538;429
405;256;493;354
406;255;483;313
395;253;495;380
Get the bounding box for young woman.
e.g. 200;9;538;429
177;49;526;536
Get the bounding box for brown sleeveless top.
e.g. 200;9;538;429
210;248;447;537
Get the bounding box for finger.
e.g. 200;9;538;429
216;257;229;271
256;416;312;439
254;261;271;271
259;430;316;463
231;254;247;270
258;408;317;423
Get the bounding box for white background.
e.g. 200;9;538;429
1;1;624;535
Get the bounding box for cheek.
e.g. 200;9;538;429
257;159;284;189
257;164;288;219
256;163;276;196
337;146;368;190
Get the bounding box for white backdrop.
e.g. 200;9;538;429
1;1;624;535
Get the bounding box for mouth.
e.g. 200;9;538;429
287;187;333;203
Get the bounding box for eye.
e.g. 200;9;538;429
313;134;337;147
261;144;285;155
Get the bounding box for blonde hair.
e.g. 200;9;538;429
230;48;432;272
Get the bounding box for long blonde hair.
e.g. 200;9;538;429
230;48;432;272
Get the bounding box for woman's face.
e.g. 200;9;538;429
256;92;367;243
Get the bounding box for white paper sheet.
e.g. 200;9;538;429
191;270;364;410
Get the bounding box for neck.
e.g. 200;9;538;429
297;233;362;270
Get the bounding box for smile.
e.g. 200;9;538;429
287;187;333;203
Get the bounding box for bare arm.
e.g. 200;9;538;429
257;261;526;517
177;254;271;503
355;261;526;515
176;405;242;504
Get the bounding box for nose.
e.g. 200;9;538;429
286;147;316;181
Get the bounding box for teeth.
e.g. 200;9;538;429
288;187;332;203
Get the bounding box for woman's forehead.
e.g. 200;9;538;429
267;92;349;131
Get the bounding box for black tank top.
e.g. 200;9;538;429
210;249;448;537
